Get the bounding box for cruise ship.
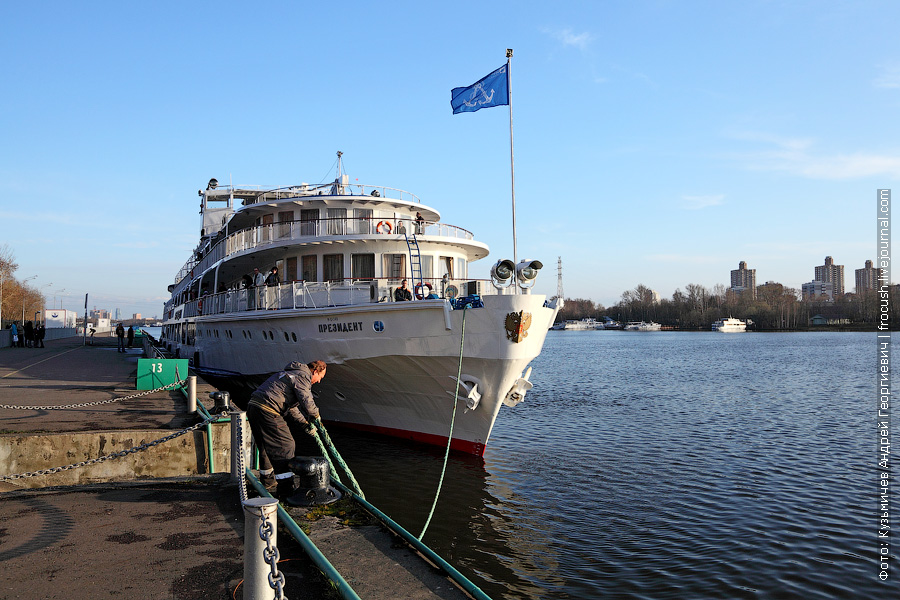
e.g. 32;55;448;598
160;154;560;455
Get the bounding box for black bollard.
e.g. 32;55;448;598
283;456;342;507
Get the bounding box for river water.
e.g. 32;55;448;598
326;331;895;599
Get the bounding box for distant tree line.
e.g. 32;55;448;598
554;282;897;330
0;244;49;328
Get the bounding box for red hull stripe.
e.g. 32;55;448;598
331;421;486;457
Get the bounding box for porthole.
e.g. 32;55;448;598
291;332;297;342
284;332;290;342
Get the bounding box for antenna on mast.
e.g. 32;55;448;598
332;151;346;195
554;256;564;301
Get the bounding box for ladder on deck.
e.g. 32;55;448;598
405;234;423;292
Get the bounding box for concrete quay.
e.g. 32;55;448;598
0;335;474;600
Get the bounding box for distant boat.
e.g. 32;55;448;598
712;317;747;332
624;321;662;331
552;318;602;330
599;317;623;330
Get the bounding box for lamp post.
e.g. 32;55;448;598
53;288;66;309
21;275;37;324
37;282;53;325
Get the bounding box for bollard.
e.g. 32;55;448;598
187;376;197;413
230;409;250;485
242;497;281;600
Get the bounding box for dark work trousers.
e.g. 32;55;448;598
246;405;318;475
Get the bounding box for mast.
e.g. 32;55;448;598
506;49;518;293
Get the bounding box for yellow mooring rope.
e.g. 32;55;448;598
418;306;468;541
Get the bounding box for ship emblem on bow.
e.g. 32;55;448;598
505;310;532;343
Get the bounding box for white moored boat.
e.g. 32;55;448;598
551;318;602;330
624;321;662;331
160;154;560;455
712;317;747;332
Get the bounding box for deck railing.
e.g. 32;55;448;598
174;278;506;320
175;218;475;288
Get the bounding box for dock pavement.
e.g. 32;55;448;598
0;336;472;600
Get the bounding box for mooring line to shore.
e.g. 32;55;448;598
0;346;84;379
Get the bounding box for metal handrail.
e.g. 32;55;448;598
175;217;476;287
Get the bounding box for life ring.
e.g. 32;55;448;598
376;221;392;234
445;285;458;299
414;283;425;300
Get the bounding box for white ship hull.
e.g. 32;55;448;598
178;293;555;455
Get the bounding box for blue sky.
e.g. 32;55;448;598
2;1;898;318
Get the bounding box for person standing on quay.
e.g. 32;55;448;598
127;325;135;348
9;323;18;348
24;321;33;348
116;323;125;352
35;323;45;348
246;360;326;500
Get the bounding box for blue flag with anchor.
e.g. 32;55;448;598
450;64;509;114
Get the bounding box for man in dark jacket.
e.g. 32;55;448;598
115;323;125;352
247;360;326;499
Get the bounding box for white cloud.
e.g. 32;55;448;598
543;27;594;51
645;254;722;264
681;194;725;210
874;64;900;89
728;131;900;180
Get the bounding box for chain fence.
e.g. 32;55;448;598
0;406;226;482
0;378;188;411
259;515;287;600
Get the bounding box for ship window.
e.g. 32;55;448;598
291;332;297;342
327;208;347;235
284;332;290;342
421;255;433;280
286;257;298;282
324;254;344;281
440;256;453;279
456;258;467;279
302;255;317;282
300;209;318;236
269;330;274;340
353;208;373;234
261;214;274;243
277;211;293;238
351;253;375;280
384;254;406;281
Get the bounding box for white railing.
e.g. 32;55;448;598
175;278;505;320
174;218;476;289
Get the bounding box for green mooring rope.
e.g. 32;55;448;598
418;306;468;541
315;419;365;499
309;427;342;485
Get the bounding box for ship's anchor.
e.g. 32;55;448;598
447;375;482;411
503;367;533;407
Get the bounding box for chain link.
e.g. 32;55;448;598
0;378;188;411
259;517;287;600
0;409;224;481
236;412;248;503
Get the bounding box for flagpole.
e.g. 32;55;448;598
506;48;518;294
